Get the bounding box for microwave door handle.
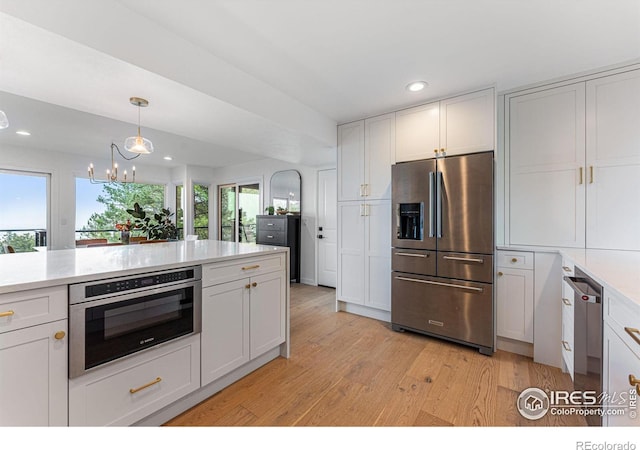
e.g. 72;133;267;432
428;172;435;238
436;171;443;239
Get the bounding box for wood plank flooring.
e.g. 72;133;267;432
165;284;586;427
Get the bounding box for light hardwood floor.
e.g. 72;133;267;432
165;284;586;427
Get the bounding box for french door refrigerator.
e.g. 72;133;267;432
391;151;494;355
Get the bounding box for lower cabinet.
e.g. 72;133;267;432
0;319;68;426
496;251;534;343
69;334;201;426
201;257;286;387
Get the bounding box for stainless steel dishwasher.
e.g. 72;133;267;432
563;266;603;426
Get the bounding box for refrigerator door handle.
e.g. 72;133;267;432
436;171;443;238
394;276;484;293
428;172;435;238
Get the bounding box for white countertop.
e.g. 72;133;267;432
559;248;640;307
0;240;288;294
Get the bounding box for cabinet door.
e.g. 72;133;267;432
0;319;68;426
201;280;250;386
395;102;440;162
496;268;533;342
603;323;640;426
250;270;286;358
586;69;640;250
364;113;394;200
440;88;495;156
507;83;586;247
338;121;365;201
364;200;391;311
337;201;365;305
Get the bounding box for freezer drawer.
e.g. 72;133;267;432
437;252;493;283
391;272;493;350
392;249;435;276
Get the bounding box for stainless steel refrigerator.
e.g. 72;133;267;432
391;151;494;355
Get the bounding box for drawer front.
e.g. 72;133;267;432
496;251;533;270
69;335;200;426
605;288;640;360
257;231;286;246
437;252;493;283
202;254;286;287
0;286;67;334
392;249;435;276
257;218;285;231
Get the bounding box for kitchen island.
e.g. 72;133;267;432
0;240;290;426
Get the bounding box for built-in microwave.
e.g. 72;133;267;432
68;266;201;378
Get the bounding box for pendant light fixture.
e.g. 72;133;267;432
88;143;138;184
124;97;154;154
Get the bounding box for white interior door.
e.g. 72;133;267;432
317;169;337;288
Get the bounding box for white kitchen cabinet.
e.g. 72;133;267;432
337;113;394;202
586;69;640;251
506;82;586;248
69;334;200;426
0;319;68;426
395;88;495;162
505;66;640;250
337;200;391;313
201;256;286;387
0;286;68;426
496;251;534;343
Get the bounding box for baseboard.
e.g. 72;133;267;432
337;300;391;322
496;336;534;358
300;277;316;286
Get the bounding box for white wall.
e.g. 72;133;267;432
212;158;333;286
0;144;172;249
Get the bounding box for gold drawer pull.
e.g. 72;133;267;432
562;266;572;272
54;331;66;340
562;298;572;306
252;282;258;288
511;258;518;263
562;341;571;352
0;310;14;318
245;284;251;289
241;265;260;271
625;327;640;346
630;374;640;386
130;377;162;394
497;271;503;277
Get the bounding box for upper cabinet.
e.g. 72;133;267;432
395;88;495;162
505;67;640;251
337;113;395;202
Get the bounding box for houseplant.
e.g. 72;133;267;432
127;202;178;240
265;206;275;215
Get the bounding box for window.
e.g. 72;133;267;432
0;170;49;253
193;183;209;239
218;182;260;243
75;179;165;242
175;185;184;240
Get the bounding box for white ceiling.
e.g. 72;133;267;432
0;0;639;168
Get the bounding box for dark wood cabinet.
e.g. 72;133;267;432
255;215;301;283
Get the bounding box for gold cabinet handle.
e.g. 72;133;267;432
511;258;518;263
562;298;572;306
251;282;258;288
579;167;583;185
630;374;640;386
497;271;503;276
130;377;162;394
589;166;594;184
624;327;640;346
54;331;66;340
245;284;251;289
562;341;572;352
434;149;439;155
0;310;14;318
241;265;260;271
562;266;572;272
440;148;445;153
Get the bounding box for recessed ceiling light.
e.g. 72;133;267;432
406;81;428;92
16;130;31;136
163;156;173;161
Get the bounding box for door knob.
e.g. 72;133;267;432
54;331;66;340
